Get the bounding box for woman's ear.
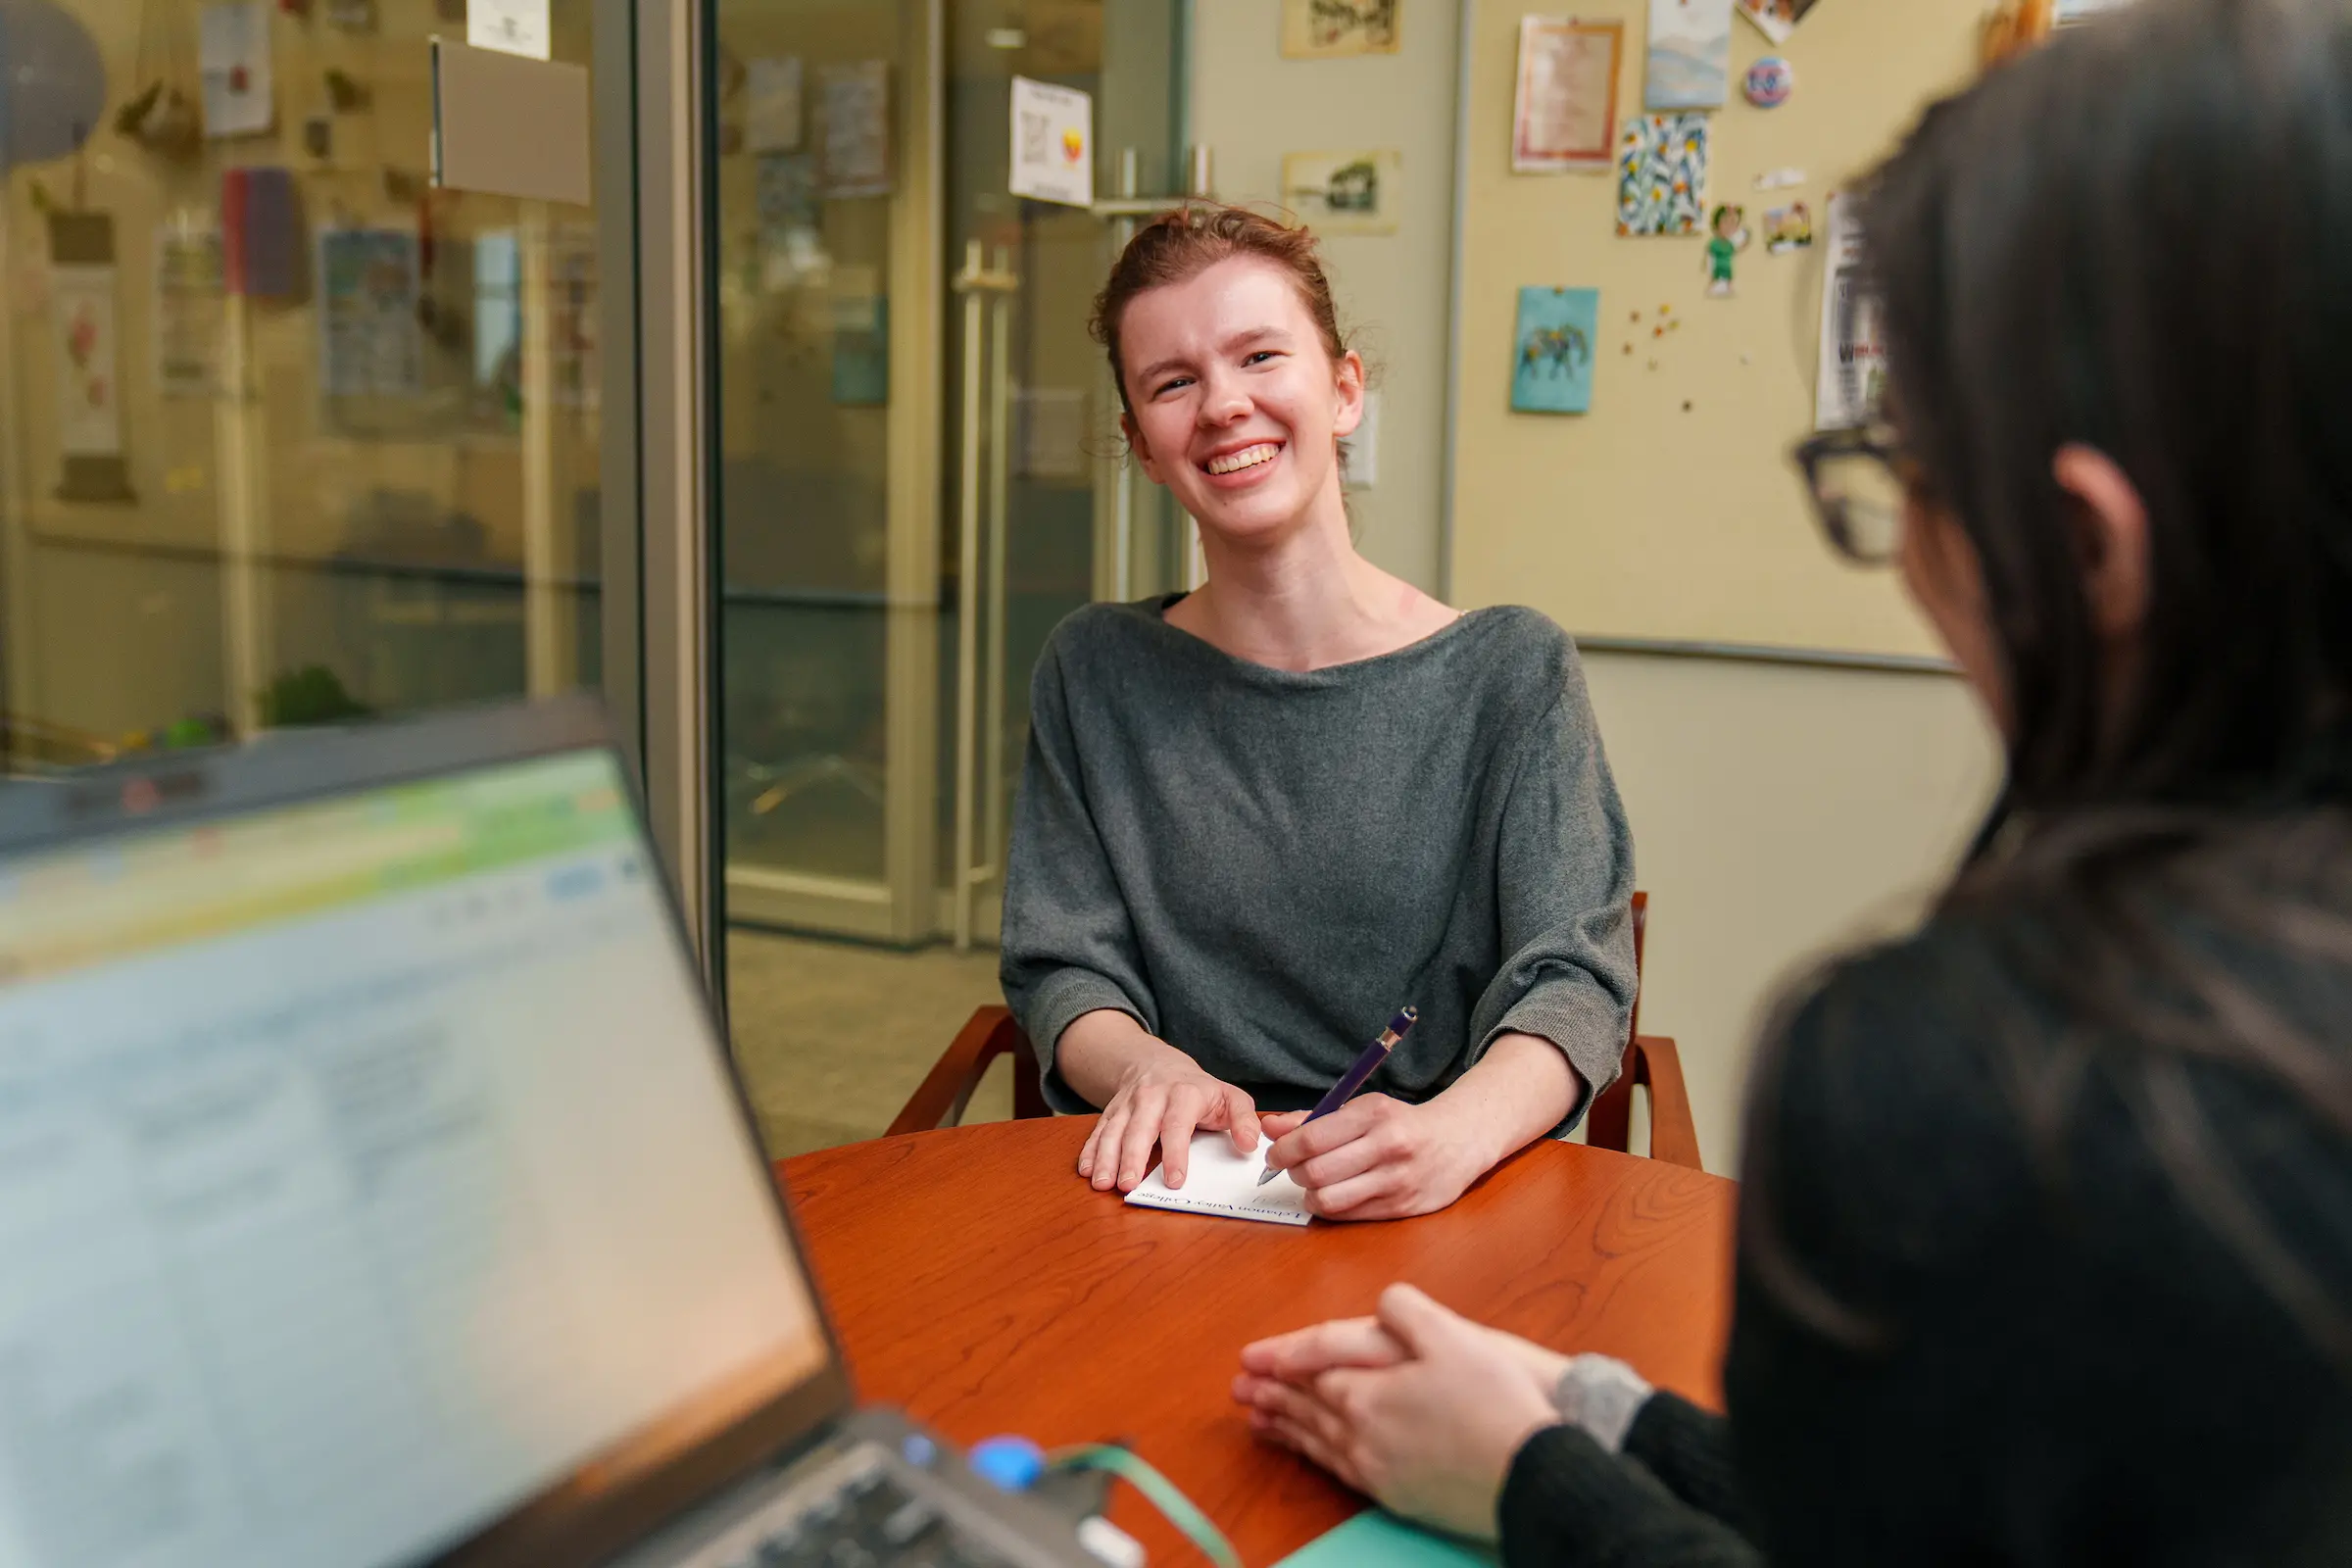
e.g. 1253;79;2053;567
1332;349;1367;439
2052;443;2152;646
1121;411;1167;485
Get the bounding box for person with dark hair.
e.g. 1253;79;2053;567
999;205;1638;1219
1232;0;2352;1559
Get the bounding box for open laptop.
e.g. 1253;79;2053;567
0;696;1102;1568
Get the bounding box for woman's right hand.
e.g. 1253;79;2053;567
1075;1033;1262;1194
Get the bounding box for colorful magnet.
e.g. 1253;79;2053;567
1743;56;1794;108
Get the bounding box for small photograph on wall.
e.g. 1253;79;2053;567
1617;114;1710;236
1646;0;1734;111
1281;0;1399;60
1282;149;1399;235
1510;286;1599;415
1735;0;1822;46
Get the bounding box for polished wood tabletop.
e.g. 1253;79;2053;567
777;1118;1737;1566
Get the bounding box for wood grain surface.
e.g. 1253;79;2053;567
778;1118;1737;1566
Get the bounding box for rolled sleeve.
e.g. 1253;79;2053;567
1465;652;1640;1136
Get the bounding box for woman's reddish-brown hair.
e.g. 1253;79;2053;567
1088;204;1350;414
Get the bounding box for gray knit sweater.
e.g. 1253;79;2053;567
999;596;1638;1128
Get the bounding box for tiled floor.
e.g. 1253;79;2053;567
725;927;1017;1158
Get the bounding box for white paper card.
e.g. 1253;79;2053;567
1814;192;1885;431
1124;1133;1311;1227
468;0;551;61
746;57;803;152
198;1;274;138
1008;75;1093;209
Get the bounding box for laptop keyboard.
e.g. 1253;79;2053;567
725;1464;1016;1568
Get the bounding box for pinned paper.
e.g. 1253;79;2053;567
1736;0;1822;44
1282;149;1397;234
745;57;803;153
1765;201;1814;253
199;1;274;137
1617;114;1709;237
1280;0;1398;59
1512;18;1621;173
1511;286;1599;415
818;61;891;197
1646;0;1733;111
1815;193;1886;430
466;0;550;60
1007;75;1092;208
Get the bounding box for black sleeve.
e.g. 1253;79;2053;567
1498;1426;1764;1568
1621;1394;1752;1538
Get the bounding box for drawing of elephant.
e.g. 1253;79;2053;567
1518;323;1591;378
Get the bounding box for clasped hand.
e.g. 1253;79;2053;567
1230;1284;1568;1542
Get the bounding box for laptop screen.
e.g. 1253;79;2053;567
0;745;831;1568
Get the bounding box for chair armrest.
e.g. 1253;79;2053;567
886;1005;1053;1137
1587;1033;1703;1169
888;1005;1017;1136
1632;1035;1703;1170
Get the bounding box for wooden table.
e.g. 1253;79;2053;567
777;1119;1737;1566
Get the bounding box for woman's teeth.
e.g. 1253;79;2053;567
1205;443;1280;475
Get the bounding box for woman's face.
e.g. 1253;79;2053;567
1116;255;1364;548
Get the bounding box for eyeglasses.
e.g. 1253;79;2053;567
1792;424;1910;565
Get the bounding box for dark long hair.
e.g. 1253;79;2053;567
1742;0;2352;1365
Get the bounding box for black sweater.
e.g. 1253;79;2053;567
1499;896;2352;1566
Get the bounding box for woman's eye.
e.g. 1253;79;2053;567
1244;351;1277;367
1152;376;1192;397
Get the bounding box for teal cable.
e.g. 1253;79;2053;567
1047;1444;1245;1568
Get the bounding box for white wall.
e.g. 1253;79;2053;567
1582;652;1999;1170
1187;1;2005;1175
1188;0;1461;592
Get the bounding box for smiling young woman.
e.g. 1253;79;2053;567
996;206;1639;1221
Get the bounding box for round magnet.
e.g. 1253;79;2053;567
1744;56;1794;108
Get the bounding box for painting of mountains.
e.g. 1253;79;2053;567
1646;0;1733;111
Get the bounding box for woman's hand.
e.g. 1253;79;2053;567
1259;1095;1493;1220
1230;1284;1563;1542
1259;1032;1583;1221
1074;1032;1262;1194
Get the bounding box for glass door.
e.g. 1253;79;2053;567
712;0;1196;1156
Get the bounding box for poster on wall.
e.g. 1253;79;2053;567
745;56;804;153
1512;18;1621;173
818;61;892;197
155;224;225;398
1008;75;1094;208
1735;0;1821;45
1510;287;1599;415
198;0;274;137
551;221;600;409
1280;0;1400;59
467;0;551;60
1645;0;1733;111
1281;149;1398;234
317;227;423;399
1814;193;1886;430
47;213;134;502
1617;114;1709;236
757;151;824;290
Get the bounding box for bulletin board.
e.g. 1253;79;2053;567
1446;0;1986;661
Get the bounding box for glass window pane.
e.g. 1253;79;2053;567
0;0;611;776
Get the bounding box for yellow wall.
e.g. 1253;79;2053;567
1449;0;1983;656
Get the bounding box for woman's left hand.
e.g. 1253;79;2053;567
1231;1284;1562;1542
1259;1095;1493;1220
